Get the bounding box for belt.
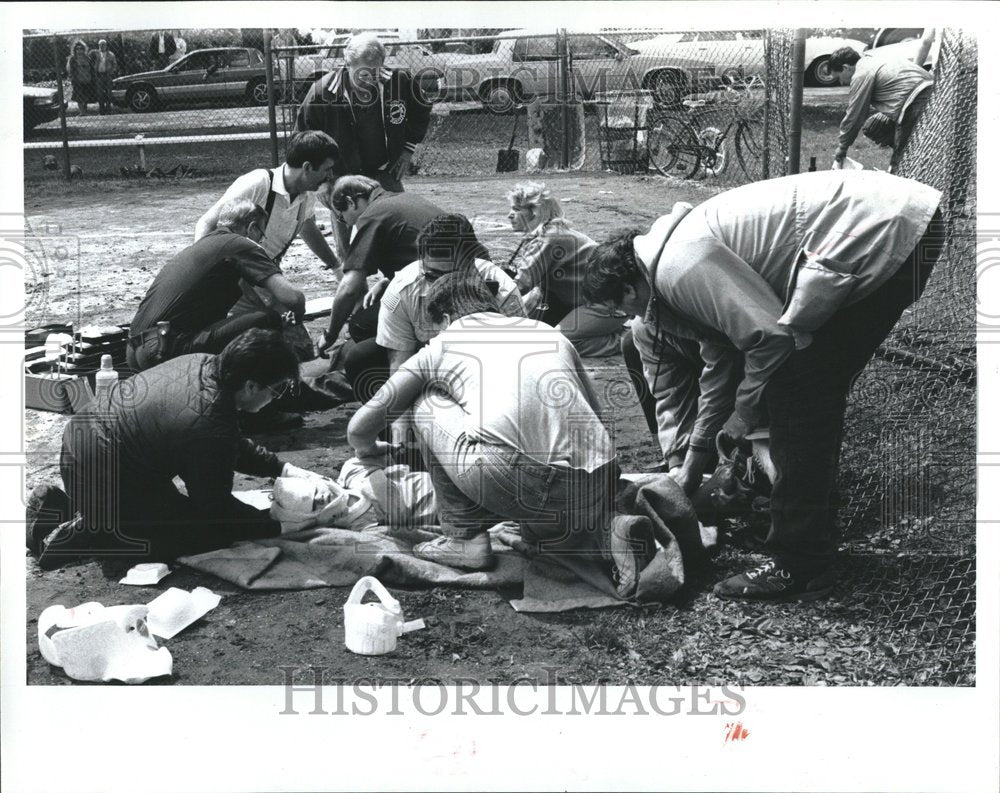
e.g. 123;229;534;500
128;325;168;350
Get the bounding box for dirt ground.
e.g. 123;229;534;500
24;170;967;687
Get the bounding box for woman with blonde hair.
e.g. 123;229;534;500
506;181;626;357
66;39;96;116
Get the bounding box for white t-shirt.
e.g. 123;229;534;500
403;313;614;471
377;259;525;351
215;166;316;261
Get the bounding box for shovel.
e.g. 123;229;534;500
496;109;522;173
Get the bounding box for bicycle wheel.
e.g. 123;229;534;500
646;113;702;179
734;118;764;181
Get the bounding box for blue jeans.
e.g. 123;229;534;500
409;397;616;549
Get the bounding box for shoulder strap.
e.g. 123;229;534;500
260;168;278;220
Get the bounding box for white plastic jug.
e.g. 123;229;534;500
343;576;403;655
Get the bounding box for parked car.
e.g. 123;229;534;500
23;85;66;133
435;29;716;111
627;30;871;87
111;47;268;112
276;35;445;101
865;28;938;70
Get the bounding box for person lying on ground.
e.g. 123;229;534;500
194;130;341;315
312;175;459;358
127;199;305;372
584;169;943;602
347;213;523;404
827;37;935;173
27;329;326;568
506;180;626;357
346;271;655;597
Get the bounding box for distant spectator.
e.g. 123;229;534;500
149;30;176;69
828;41;935;173
169;32;187;64
66;39;96;116
90;39;118;115
271;28;297;51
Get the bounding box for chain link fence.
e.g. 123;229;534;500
834;29;977;684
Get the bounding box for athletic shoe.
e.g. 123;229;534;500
412;533;496;571
607;514;657;598
713;558;835;602
25;484;70;556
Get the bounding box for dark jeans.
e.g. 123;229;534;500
764;211;943;575
347;300;380;343
58;422;278;562
126;311;280;371
344;337;391;404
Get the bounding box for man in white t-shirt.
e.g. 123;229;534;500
195;130;341;313
347;271;654;596
344;213;525;403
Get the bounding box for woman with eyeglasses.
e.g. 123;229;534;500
28;329;326;570
506;181;627;358
65;39;97;116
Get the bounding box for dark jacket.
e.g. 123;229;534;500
61;353;283;557
149;32;177;61
294;66;432;177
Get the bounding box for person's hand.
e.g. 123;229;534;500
832;148;847;168
362;278;389;310
281;462;331;483
389;150;413;180
666;466;700;496
353;440;403;466
722;412;751;444
312;329;334;359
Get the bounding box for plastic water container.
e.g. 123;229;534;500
94;354;118;398
343;576;403;655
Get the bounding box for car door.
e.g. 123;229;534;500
511;35;558;98
220;48;257;97
569;34;634;96
164;51;217;101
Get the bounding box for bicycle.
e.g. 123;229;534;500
646;74;765;181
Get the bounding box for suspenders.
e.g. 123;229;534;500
257;168;301;264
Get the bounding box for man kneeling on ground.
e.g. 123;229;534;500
27;329;325;568
127;199;306;372
346;271;653;597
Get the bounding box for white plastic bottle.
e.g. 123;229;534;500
94;354;118;399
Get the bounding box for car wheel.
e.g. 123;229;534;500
127;85;157;112
481;82;523;114
807;57;838;87
649;71;686;108
248;78;269;105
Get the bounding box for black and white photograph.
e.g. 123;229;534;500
2;2;998;791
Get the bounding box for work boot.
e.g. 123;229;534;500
713;558;836;602
607;514;657;599
25;484;70;556
412;533;496;571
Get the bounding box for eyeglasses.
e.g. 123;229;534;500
267;380;298;400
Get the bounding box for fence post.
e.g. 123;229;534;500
263;28;280;168
52;35;72;181
761;30;771;179
787;28;806;175
556;28;570;169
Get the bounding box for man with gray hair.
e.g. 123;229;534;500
127;199;305;372
294;31;433;255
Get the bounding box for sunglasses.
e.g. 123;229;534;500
267;380;298;400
